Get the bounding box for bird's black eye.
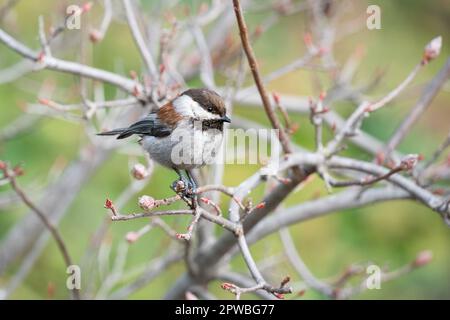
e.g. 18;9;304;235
207;107;213;112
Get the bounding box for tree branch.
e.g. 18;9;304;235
0;28;144;98
0;161;79;300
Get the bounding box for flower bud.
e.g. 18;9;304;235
423;36;442;64
82;2;93;13
104;198;113;209
413;250;433;267
400;154;419;170
13;165;24;176
125;231;139;244
272;92;281;105
255;202;266;209
89;30;102;43
138;195;155;211
274;293;285;299
131;163;149;180
303;32;313;47
221;283;234;290
319;91;327;101
159;63;166;75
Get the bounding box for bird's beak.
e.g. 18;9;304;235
220;115;231;123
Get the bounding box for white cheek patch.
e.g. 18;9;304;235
173;94;220;120
173;95;195;117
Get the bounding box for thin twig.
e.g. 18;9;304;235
383;58;450;158
327;61;424;156
0;28;145;98
232;0;295;158
122;0;158;79
0;162;80;300
111;209;193;221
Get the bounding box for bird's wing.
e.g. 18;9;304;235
97;113;173;139
117;113;173;139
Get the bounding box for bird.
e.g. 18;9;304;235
97;88;230;197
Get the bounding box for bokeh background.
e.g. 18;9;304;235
0;0;449;299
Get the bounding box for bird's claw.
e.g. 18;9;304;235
171;179;197;199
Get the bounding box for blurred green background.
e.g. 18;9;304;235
0;0;449;299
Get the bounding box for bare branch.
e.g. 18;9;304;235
0;28;144;97
122;0;158;79
383;58;450;158
232;0;296;158
89;0;113;43
0;161;79;300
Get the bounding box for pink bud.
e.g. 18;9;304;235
138;195;155;211
318;47;329;55
274;293;285;299
254;25;263;37
37;51;45;62
89;30;102;43
255;202;266;209
104;198;117;216
272;92;281;105
400;154;419;170
131;163;149;180
0;160;6;170
159;63;166;75
375;152;385;165
433;188;445;195
364;104;373;113
82;2;93;13
13;165;24;176
413;250;433;267
319;91;326;101
303;33;312;46
125;232;139;243
176;233;190;240
279;177;292;185
104;198;113;209
221;283;234;290
47;282;55;299
38;98;51;106
423;36;442;63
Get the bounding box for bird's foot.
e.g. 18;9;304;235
171;178;197;200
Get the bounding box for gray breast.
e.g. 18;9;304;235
141;123;224;170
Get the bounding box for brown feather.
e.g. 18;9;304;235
157;101;183;126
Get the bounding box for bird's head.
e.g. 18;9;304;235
172;88;231;124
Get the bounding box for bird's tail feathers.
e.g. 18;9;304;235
97;128;133;139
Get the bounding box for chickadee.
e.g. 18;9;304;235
98;88;230;194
